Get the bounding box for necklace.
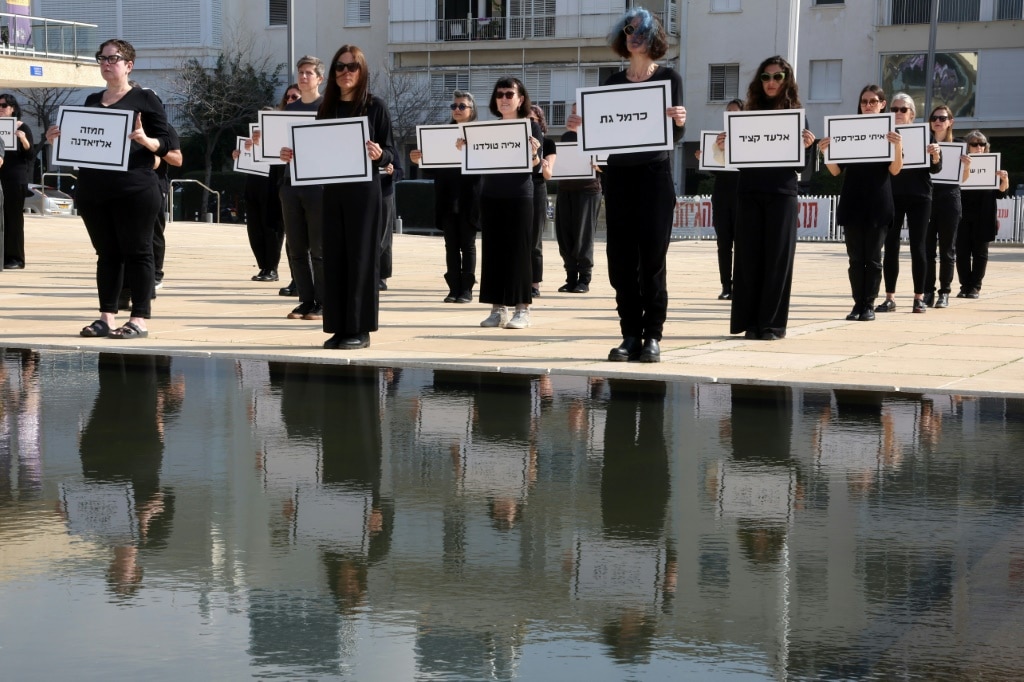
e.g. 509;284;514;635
627;63;657;81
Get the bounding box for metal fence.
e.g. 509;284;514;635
670;195;1024;243
0;12;97;62
877;0;1023;25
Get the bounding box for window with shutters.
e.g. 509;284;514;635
808;59;842;101
346;0;371;26
430;72;471;114
269;0;288;26
509;0;555;38
707;64;739;102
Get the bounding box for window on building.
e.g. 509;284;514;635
710;0;741;12
345;0;371;26
813;0;843;5
509;0;556;39
880;52;977;117
809;59;842;101
707;64;739;102
269;0;288;26
890;0;980;24
430;72;471;112
996;0;1023;19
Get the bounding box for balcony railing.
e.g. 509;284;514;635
390;10;676;44
0;12;99;62
877;0;1023;25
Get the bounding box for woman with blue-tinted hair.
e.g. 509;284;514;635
567;7;686;363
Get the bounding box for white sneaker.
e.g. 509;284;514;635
505;308;530;329
480;307;509;327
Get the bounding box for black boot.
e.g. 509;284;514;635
608;336;642;362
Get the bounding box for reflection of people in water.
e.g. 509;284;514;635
66;353;182;597
601;379;669;539
0;349;43;505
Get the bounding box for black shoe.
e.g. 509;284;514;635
572;283;589;293
531;286;541;298
455;290;473;303
718;287;732;300
557;282;577;293
288;302;314;319
279;281;297;297
325;333;369;349
923;292;935;307
302;304;323;321
444;292;457;303
638;338;661;363
760;330;785;340
256;270;279;282
608;336;641;362
964;288;979;299
875;299;896;312
913;298;927;313
846;306;860;321
3;260;24;269
935;292;950;308
379;279;388;291
252;269;266;281
744;329;758;339
859;307;876;321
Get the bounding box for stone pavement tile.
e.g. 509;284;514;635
823;354;1003;378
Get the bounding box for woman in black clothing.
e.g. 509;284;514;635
701;98;743;300
727;56;815;341
555;102;601;294
875;92;941;314
528;104;557;297
474;77;543;331
46;39;172;340
821;84;903;322
0;94;33;270
956;130;1011;298
281;44;395;350
567;7;686;362
924;104;969;308
410;89;481;303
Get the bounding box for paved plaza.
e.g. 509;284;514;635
2;214;1023;397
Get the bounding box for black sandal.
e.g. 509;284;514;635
80;320;111;338
108;321;148;339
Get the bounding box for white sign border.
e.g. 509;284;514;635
895;123;929;169
549;141;596;180
932;142;967;185
233;135;270;177
0;117;16;151
576;80;673;155
961;152;1000;191
51;105;133;172
416;124;463;169
822;113;895;164
257;110;317;165
459;118;533;176
698;130;735;172
724;109;806;169
289;117;372;186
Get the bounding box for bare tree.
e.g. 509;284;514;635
371;61;445;170
169;31;284;194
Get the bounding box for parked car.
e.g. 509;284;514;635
25;184;75;216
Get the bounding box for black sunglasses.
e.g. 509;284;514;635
760;72;786;82
890;106;912;114
0;101;9;107
450;103;472;111
96;54;127;65
968;141;986;148
335;62;360;73
495;91;518;100
930;115;950;122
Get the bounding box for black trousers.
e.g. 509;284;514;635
479;195;533;307
78;183;162;318
152;189;168;282
956;215;990;292
1;178;25;265
245;177;284;272
604;161;675;340
554;190;599;286
321;180;381;336
926;189;961;295
380;192;394;280
441;206;477;295
530;181;547;284
711;192;737;288
843;219;888;308
882;194;932;295
280;183;324;306
730;192;798;336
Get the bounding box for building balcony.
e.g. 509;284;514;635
876;0;1023;25
0;11;102;88
389;10;677;46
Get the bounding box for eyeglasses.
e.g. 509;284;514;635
760;72;786;82
450;103;472;111
890;106;911;114
930;115;950;122
860;98;881;106
968;141;986;148
335;62;360;73
96;55;127;65
622;24;637;35
285;94;300;102
496;90;518;100
0;102;10;108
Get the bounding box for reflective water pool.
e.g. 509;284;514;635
2;349;1023;680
